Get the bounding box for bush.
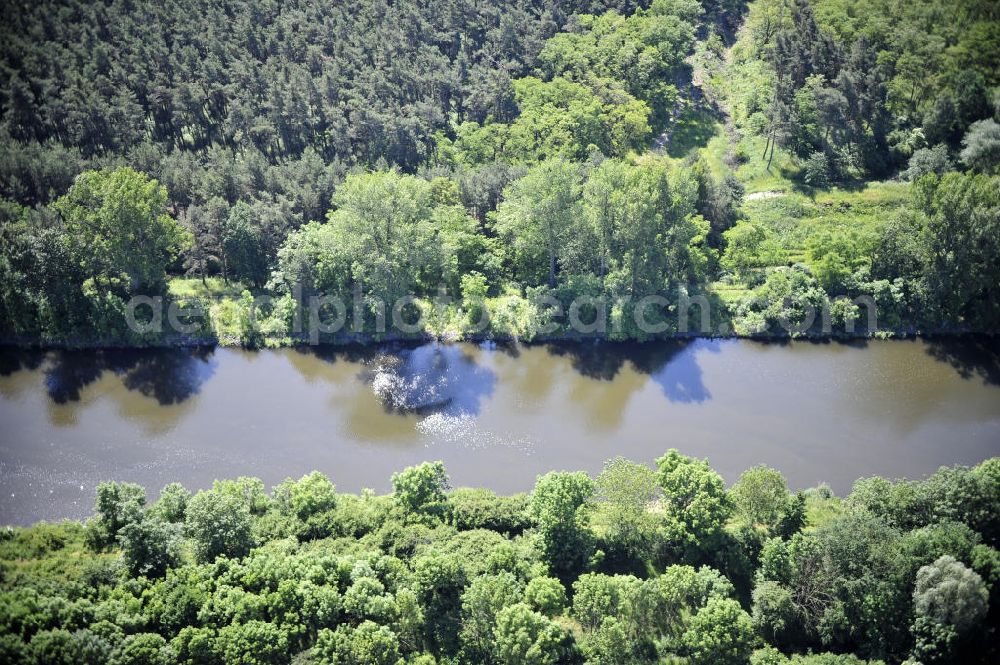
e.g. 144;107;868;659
86;481;146;551
184;489;254;562
960;119;1000;173
903;143;954;180
801;151;831;187
447;488;532;534
392;462;450;516
315;621;401;665
524;577;567;617
117;515;182;578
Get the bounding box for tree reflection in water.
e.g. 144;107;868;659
545;339;719;404
40;347;217;406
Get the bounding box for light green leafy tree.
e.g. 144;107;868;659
595;456;661;560
87;481;146;550
117;514;182;578
315;621;403;665
494;158;583;287
148;482;191;523
217;620;290;665
392;461;450;516
53;167;188;293
185;489;254;562
913;555;988;632
523;577;567;617
729;465;792;531
530;471;596;581
681;596;755;665
459;571;524;662
656;449;732;557
493;602;570;665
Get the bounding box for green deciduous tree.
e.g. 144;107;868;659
315;621;402;665
524;577;566;617
914;172;1000;329
530;471;596;582
217;620;290;665
910;555;989;664
722;222;782;286
222;201;269;288
273;471;339;540
493;602;571;665
960;119;1000;173
109;632;170;665
53;168;188;293
494;159;583;287
656;449;731;558
730;465;794;533
117;514;182;579
595;457;660;562
913;555;988;632
681;596;755;665
86;481;146;551
392;462;450;517
148;483;191;523
185;489;254;562
412;553;468;655
459;571;524;662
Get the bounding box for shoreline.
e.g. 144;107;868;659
0;327;993;352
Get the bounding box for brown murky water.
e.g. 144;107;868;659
2;338;999;524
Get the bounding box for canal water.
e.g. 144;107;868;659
1;337;998;524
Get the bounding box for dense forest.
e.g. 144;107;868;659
1;454;997;664
0;0;999;346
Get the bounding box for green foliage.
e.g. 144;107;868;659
912;172;1000;329
453;76;651;163
681;596;755;665
87;481;146;551
571;573;642;632
185;489;254;562
909;554;989;663
459;571;524;661
538;2;698;119
960;119;1000;173
523;577;567;617
722;222;783;286
903;144;954;181
217;620;290;665
149;483;191;523
530;471;596;582
594;457;661;562
2;458;999;665
447;489;532;535
392;462;450;517
730;465;802;535
53;168;188;294
26;628;111;665
412;552;468;655
801;152;832;188
117;515;182;579
913;555;988;632
1;0;999;347
656;449;731;558
273;471;339;540
731;265;828;336
315;620;402;665
222;202;270;288
492;602;571;665
108;633;169;665
494;158;584;287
